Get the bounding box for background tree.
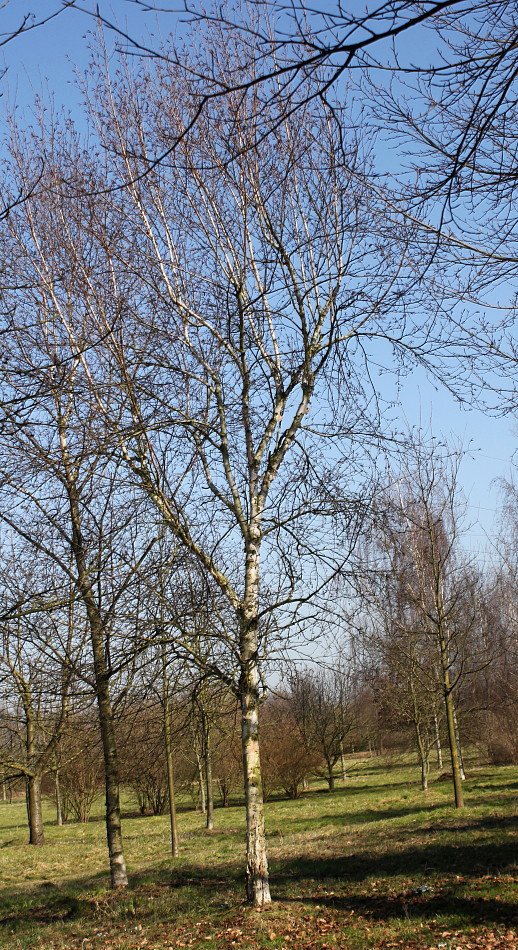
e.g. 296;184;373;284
0;552;83;844
0;154;162;882
288;664;354;791
359;445;490;807
58;712;105;823
260;694;320;800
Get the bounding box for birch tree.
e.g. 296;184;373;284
71;42;420;904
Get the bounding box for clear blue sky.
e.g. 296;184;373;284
1;1;515;554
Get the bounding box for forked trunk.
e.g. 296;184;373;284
444;689;464;806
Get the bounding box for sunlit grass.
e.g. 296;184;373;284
0;756;517;949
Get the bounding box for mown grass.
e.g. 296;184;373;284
0;757;517;949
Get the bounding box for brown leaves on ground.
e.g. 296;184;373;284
49;906;518;950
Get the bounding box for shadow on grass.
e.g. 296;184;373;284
280;890;518;928
269;838;518;927
273;837;518;888
0;893;85;928
2;823;517;937
282;795;518;832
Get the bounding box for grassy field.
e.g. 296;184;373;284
0;757;517;950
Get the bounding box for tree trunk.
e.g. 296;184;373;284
453;706;466;779
79;574;128;882
64;464;128;887
60;419;128;887
340;740;347;782
162;653;179;858
240;532;272;907
434;712;443;769
239;536;271;907
2;780;6;802
240;674;270;907
92;642;129;886
421;757;429;791
27;774;45;846
439;634;464;808
195;745;206;813
25;708;44;845
204;723;214;832
414;723;429;792
55;770;63;826
327;762;335;790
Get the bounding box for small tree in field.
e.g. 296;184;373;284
0;554;82;844
59;716;104;823
288;665;354;790
361;445;488;807
260;696;319;800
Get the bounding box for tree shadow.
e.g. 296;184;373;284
283;801;458;829
273;835;518;889
0;892;85;928
279;890;518;928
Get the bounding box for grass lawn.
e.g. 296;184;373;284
0;757;517;949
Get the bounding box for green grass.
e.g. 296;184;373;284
0;757;517;949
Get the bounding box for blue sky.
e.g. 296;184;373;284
1;0;515;554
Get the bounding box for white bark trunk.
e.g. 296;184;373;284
240;534;271;907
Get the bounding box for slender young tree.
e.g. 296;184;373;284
0;555;80;844
360;445;489;807
0;141;160;882
288;665;354;791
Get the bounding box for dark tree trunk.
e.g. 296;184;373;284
55;770;63;826
202;713;214;832
27;774;45;846
162;649;179;858
92;639;128;886
439;633;464;808
62;449;128;888
434;712;443;769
